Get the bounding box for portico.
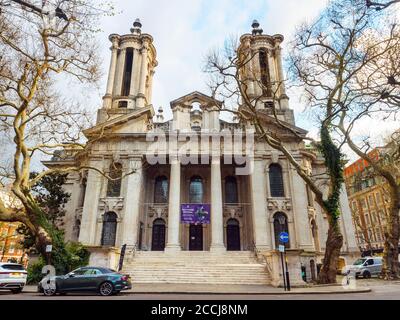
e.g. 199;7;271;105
139;158;255;253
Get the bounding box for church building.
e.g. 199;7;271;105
45;19;358;286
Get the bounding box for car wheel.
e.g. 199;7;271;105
43;285;57;296
99;281;114;296
11;288;23;294
363;271;371;279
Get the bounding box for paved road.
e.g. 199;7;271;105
0;279;398;300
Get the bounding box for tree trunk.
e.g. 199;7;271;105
318;217;344;284
382;199;400;279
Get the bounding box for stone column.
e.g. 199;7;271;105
136;42;149;109
275;47;286;96
129;48;140;99
165;158;181;252
210;156;225;252
79;159;103;245
290;167;314;251
113;48;126;97
102;36;119;109
250;159;271;250
339;183;358;252
121;157;143;247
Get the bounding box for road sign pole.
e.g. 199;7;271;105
280;251;287;291
284;250;291;291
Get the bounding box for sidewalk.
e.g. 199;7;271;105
23;283;371;295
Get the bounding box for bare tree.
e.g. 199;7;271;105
0;0;116;256
333;16;400;278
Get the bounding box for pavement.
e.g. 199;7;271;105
21;281;370;295
1;278;400;300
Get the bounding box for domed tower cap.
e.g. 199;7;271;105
252;19;260;29
133;18;142;28
251;19;263;35
131;18;142;34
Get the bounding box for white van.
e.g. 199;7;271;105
344;257;382;278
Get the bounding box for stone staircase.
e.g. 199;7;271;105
122;251;272;285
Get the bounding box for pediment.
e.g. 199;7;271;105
84;106;153;138
242;108;308;141
170;91;222;110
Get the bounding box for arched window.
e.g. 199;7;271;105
106;163;122;197
273;212;290;248
154;176;168;203
269;164;284;197
101;212;117;246
225;176;238;204
189;176;204;203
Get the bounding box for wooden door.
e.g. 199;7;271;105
189;224;203;251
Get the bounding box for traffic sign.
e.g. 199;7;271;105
45;245;53;253
278;245;285;253
279;232;289;243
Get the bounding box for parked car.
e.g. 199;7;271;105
38;266;131;296
343;257;383;278
0;262;27;294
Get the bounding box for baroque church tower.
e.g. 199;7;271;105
238;20;294;125
98;19;157;123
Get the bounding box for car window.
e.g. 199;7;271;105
92;269;102;275
1;264;25;271
366;259;374;265
83;269;95;275
72;269;87;275
353;259;366;265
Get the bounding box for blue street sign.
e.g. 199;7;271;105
279;232;289;243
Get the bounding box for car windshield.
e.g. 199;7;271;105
353;258;366;265
2;264;25;271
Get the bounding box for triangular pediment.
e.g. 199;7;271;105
84;106;153;138
170;91;222;110
242;108;308;141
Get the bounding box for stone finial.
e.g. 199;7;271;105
156;106;164;122
131;18;142;35
251;19;263;35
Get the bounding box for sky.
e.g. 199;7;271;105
91;0;330;122
85;0;398;163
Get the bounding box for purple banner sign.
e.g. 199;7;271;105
181;204;211;224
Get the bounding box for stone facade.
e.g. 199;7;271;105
46;20;358;286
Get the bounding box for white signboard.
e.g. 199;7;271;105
278;245;285;253
45;245;53;253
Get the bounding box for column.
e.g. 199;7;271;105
165;158;181;252
136;43;148;108
102;36;119;109
79;159;102;245
339;183;358;252
290;168;314;250
250;159;271;250
129;48;140;98
121;158;143;247
210;156;225;251
113;48;126;97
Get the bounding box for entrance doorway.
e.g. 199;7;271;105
189;224;203;251
226;219;241;251
151;219;166;251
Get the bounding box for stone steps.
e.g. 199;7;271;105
122;251;272;285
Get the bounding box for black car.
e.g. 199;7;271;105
38;266;132;296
